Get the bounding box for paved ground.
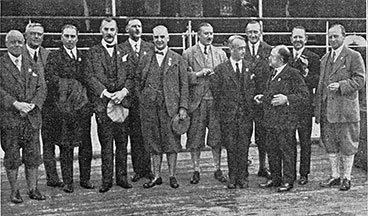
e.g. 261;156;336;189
1;144;367;216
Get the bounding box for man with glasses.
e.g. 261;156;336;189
84;17;133;193
1;30;47;203
43;24;94;193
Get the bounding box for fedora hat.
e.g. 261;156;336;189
171;113;190;135
106;100;129;123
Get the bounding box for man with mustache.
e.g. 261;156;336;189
182;22;227;185
118;18;154;183
136;25;188;189
244;20;272;179
1;30;47;203
43;24;94;193
315;24;365;191
84;17;133;193
288;26;320;185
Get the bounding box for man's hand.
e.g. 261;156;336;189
254;94;264;104
327;82;340;92
13;101;35;113
101;89;114;99
196;68;213;77
111;88;129;104
178;108;188;120
271;94;288;106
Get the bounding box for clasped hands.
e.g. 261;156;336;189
254;94;288;106
13;101;35;117
196;68;214;77
327;82;340;92
102;88;129;104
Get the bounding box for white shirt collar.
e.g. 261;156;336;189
230;57;242;73
198;42;210;55
26;44;40;58
248;40;260;55
8;52;22;65
101;38;117;49
63;46;77;58
155;47;168;56
332;45;344;61
293;47;305;59
128;38;141;50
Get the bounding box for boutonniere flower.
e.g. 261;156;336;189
256;55;260;59
277;78;281;82
28;68;32;73
168;58;172;66
143;51;147;56
78;57;82;62
117;51;120;55
32;72;38;77
250;73;255;80
245;68;249;72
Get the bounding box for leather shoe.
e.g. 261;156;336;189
227;183;236;189
238;180;249;189
298;176;308;185
190;171;200;184
47;181;64;188
169;176;179;189
277;183;293;192
28;188;46;200
320;177;341;187
214;169;227;183
10;190;23;204
99;183;112;193
257;169;272;179
339;178;351;191
259;180;281;188
80;181;95;189
63;184;74;193
117;177;133;189
131;173;144;182
143;177;162;188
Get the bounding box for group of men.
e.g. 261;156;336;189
0;17;365;204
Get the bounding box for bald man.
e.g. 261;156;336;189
136;25;188;189
0;30;47;203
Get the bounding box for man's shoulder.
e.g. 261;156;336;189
88;43;103;53
303;48;319;59
260;41;272;50
183;45;199;55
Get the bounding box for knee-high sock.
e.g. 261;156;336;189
341;154;355;180
167;153;178;177
152;154;162;179
190;150;201;172
328;153;340;178
6;169;19;192
211;147;221;170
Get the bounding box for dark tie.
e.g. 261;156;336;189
252;44;255;56
204;45;208;55
134;44;139;56
331;51;336;64
70;50;76;60
271;69;277;79
155;51;164;55
33;51;38;62
235;63;241;80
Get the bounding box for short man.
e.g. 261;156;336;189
288;26;320;185
256;45;309;192
136;25;188;189
244;21;272;179
23;22;63;187
118;18;153;182
0;30;47;203
182;22;227;184
43;24;95;193
211;35;255;189
315;24;365;191
84;18;133;193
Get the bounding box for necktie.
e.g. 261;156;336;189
204;45;208;55
134;43;139;54
271;69;277;79
235;63;241;80
33;51;38;62
70;50;76;60
331;51;336;63
14;58;21;71
252;44;255;56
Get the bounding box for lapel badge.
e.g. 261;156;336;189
250;73;255;80
168;58;172;66
143;51;147;56
277;78;281;82
256;55;259;59
122;54;128;62
117;51;120;55
32;72;38;77
78;57;82;62
28;68;32;73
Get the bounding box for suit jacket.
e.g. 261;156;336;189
22;45;49;75
211;59;256;123
44;46;91;117
315;46;365;123
136;48;189;117
244;41;272;95
84;43;133;113
262;65;309;129
182;44;227;113
289;48;320;115
0;53;47;129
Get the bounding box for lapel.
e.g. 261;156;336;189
139;40;150;60
141;49;155;84
320;52;329;81
271;65;288;83
162;49;173;75
241;60;250;84
39;47;48;67
193;44;206;68
96;44;109;72
331;46;347;76
3;54;23;86
225;60;240;88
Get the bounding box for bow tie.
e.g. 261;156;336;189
105;44;115;48
155;51;164;55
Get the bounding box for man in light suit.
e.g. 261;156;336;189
0;30;47;203
244;21;272;179
211;35;255;189
84;17;133;193
182;23;227;184
136;25;189;189
118;18;153;182
43;24;95;193
316;24;365;191
288;26;321;185
256;45;309;192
